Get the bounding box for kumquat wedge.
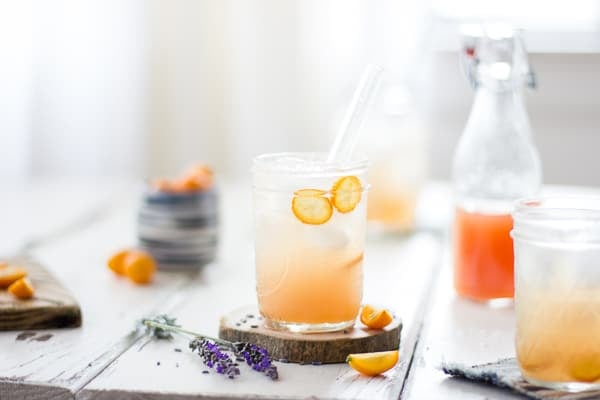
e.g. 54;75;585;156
360;304;394;329
0;266;28;289
107;249;131;276
291;189;333;225
346;350;399;376
8;277;35;300
331;176;363;213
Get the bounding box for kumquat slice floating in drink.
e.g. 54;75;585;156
332;176;363;213
291;189;333;225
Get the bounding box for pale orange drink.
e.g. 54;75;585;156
513;197;600;391
252;153;368;333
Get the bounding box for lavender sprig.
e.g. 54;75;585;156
191;338;240;379
142;316;279;380
234;342;278;380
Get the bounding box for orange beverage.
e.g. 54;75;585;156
364;146;425;234
367;184;418;233
516;288;600;386
454;207;514;300
256;244;364;325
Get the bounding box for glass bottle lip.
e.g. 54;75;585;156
511;196;600;245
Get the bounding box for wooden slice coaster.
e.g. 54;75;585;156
219;306;401;364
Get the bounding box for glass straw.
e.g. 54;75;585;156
327;64;383;163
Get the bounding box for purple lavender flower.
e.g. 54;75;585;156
190;338;240;379
143;316;280;381
233;342;279;380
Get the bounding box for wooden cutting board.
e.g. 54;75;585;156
219;306;401;364
0;257;81;331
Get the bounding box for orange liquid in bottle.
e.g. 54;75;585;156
454;207;514;300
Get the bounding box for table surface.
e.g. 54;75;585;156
0;179;596;400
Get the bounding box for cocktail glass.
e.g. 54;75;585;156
512;197;600;391
252;152;368;333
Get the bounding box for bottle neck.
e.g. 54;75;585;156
467;84;530;139
472;84;523;115
454;81;541;203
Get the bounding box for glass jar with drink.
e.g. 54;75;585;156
361;83;428;234
512;197;600;391
252;153;368;332
251;65;381;333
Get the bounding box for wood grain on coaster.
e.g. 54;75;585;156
219;306;401;364
0;257;81;331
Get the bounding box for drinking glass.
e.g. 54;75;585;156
252;152;368;333
512;197;600;391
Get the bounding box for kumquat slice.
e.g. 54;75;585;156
331;176;363;213
8;277;35;300
291;189;333;225
0;266;28;289
360;304;394;329
346;350;399;376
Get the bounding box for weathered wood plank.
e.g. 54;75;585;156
401;248;524;400
79;231;442;400
1;181;445;400
0;187;199;399
0;381;73;400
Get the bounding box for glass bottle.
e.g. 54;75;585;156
361;83;428;234
452;24;542;301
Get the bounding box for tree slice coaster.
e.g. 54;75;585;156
0;257;82;331
219;306;402;364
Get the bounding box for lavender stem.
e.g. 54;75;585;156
142;319;233;348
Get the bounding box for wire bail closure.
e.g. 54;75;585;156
459;24;536;90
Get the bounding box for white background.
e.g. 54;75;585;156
1;0;599;185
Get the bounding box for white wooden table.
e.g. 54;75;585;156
0;179;587;399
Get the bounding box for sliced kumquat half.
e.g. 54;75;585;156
346;350;399;376
291;189;333;225
331;176;363;213
8;277;35;300
360;304;394;329
568;355;600;382
0;266;28;288
124;250;157;285
179;163;214;191
152;163;214;193
108;249;131;276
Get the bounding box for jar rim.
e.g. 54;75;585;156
512;196;600;245
252;152;369;176
513;196;600;221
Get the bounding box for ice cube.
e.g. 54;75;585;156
303;225;350;250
